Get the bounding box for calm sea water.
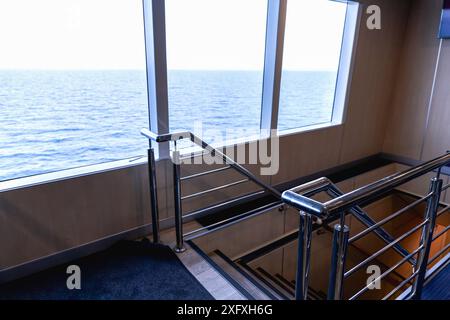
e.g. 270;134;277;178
0;70;336;181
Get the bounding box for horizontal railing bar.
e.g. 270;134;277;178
382;271;419;300
180;166;231;181
287;177;333;195
442;183;449;192
181;179;249;201
141;128;282;199
349;193;432;244
349;245;423;300
432;225;450;242
323;153;450;216
182;190;266;221
282;153;450;218
326;185;416;265
344;220;428;278
184;201;282;240
141;128;191;143
437;205;450;217
428;243;450;265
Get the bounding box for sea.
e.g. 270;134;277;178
0;70;337;181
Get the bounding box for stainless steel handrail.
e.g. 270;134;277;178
282;151;450;301
282;152;450;219
141;128;281;199
180;165;231;181
348;193;432;243
349;245;424;300
344;220;428;279
141;128;283;252
181;178;249;201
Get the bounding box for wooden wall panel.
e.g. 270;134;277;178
339;0;410;163
383;0;443;159
272;125;343;185
421;40;450;160
0;164;151;269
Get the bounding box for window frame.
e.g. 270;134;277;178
275;0;361;135
144;0;361;156
0;0;361;187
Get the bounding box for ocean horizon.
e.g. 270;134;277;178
0;70;337;181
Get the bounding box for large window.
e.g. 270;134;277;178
0;0;148;181
278;0;348;131
0;0;358;182
165;0;267;148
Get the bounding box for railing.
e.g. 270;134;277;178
282;152;450;300
141;128;282;252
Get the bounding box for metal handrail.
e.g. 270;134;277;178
180;165;231;181
349;245;424;300
285;177;415;266
141;128;281;199
180;178;249;201
282;152;450;219
348;193;432;243
282;151;450;301
141;128;282;252
344;220;428;279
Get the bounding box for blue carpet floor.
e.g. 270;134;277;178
0;240;214;300
422;263;450;300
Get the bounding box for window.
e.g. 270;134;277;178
278;0;349;131
165;0;267;148
0;0;148;181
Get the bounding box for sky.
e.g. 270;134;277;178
0;0;347;71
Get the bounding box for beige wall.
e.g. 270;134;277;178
383;0;449;161
338;0;410;164
0;164;151;270
0;0;413;272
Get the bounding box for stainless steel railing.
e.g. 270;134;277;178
141;128;282;252
282;152;450;300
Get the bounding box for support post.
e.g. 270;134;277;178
173;150;185;253
142;0;170;158
412;177;443;299
328;223;350;300
295;211;313;300
148;148;160;243
260;0;287;133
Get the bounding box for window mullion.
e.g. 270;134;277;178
143;0;170;158
260;0;287;133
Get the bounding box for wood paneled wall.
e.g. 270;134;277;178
383;0;450;162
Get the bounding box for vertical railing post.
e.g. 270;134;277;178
295;211;313;300
148;147;160;244
172;150;185;253
412;177;443;299
327;223;350;300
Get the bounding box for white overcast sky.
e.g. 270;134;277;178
0;0;346;71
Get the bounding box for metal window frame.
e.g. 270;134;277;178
260;0;288;132
143;0;170;159
331;1;361;125
142;0;360;158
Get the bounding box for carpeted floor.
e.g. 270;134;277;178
0;240;214;300
422;263;450;300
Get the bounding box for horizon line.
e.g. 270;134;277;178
0;68;338;72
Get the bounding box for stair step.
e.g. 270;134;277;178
255;268;294;299
208;250;273;300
